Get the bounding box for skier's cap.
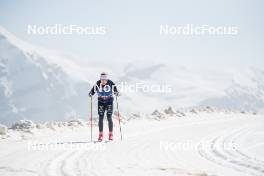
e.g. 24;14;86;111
100;72;108;80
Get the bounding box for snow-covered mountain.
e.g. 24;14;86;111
0;26;263;125
117;61;264;113
0;27;90;125
200;67;264;111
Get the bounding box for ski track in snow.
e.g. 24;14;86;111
198;126;264;176
0;114;263;176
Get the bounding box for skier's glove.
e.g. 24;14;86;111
88;92;93;97
114;91;120;97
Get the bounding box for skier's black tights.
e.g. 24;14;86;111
98;102;113;132
99;115;113;132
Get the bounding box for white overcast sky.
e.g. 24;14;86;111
0;0;263;68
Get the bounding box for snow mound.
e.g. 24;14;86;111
44;122;59;131
164;106;176;115
11;120;35;130
151;110;166;119
0;124;7;135
0;106;261;142
67;119;86;127
150;106;258;120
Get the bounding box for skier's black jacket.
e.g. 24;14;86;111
89;80;118;104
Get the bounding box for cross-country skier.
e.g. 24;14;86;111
89;72;119;141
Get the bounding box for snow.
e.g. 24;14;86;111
1;26;264;125
11;120;35;130
1;26;264;175
0;108;263;176
0;26;87;82
42;72;48;80
0;124;7;135
0;27;93;125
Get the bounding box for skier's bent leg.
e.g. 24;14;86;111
106;103;113;132
98;103;105;132
107;115;113;132
98;115;104;132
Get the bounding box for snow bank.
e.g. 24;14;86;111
0;106;260;142
0;124;7;135
150;106;258;120
67;119;86;127
11;120;35;130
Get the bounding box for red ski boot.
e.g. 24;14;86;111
109;132;113;140
98;132;103;141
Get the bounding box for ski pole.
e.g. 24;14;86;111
115;95;123;141
90;96;93;142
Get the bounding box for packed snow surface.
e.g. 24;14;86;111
0;108;263;176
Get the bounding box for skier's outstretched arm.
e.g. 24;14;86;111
112;81;120;96
89;87;94;97
89;81;99;97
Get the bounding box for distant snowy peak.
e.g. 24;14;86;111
226;67;264;99
0;26;87;81
0;27;90;125
0;26;36;54
231;67;264;87
200;67;264;111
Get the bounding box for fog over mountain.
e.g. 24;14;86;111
0;27;263;125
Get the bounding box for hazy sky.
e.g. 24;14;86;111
0;0;263;68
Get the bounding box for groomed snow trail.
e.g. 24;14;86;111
0;114;263;176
